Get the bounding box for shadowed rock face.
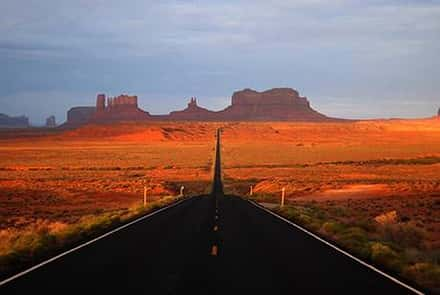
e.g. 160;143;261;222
164;88;330;121
231;88;309;106
0;113;29;128
90;94;151;123
64;88;337;126
168;97;216;120
217;88;328;121
45;115;56;128
65;107;96;127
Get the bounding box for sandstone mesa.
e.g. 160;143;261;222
64;88;338;127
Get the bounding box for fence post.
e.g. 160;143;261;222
144;184;147;207
281;187;285;207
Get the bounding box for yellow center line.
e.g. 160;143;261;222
211;245;218;256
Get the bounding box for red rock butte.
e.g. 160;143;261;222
64;88;341;127
217;88;328;121
167;97;216;120
91;94;151;122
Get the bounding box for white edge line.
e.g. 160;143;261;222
0;197;192;287
248;200;424;295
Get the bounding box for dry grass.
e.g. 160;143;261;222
0;196;178;277
0;122;217;230
0;122;217;277
1;119;439;291
274;203;440;292
220;118;440;292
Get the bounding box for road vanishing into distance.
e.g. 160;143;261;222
1;129;420;294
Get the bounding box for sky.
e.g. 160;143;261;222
1;0;439;124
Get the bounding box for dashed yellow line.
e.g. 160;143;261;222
211;245;218;256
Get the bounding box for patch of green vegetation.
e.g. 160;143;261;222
403;263;440;290
338;227;370;259
382;222;426;249
370;242;403;271
276;205;326;231
272;203;439;293
251;193;279;203
321;156;440;167
0;196;179;278
321;221;346;235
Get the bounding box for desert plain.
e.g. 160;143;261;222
0;118;439;290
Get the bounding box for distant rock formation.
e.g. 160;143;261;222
438;107;440;117
164;88;330;121
216;88;328;121
0;113;29;128
168;97;216;120
63;88;339;127
45;115;56;128
64;106;96;128
90;94;151;123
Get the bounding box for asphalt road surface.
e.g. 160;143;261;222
1;130;419;294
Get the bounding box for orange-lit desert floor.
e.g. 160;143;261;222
0;122;223;229
1;119;439;235
1;119;440;289
220;119;440;248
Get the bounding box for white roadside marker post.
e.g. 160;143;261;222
281;187;285;208
143;183;147;207
180;185;185;197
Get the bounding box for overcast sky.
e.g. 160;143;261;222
1;0;439;124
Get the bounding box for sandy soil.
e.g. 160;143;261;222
220;118;440;247
1;118;439;238
0;122;218;229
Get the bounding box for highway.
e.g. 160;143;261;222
1;129;419;294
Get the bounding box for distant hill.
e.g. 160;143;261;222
63;88;346;126
215;88;333;121
0;113;29;128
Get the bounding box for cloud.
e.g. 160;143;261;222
2;1;439;58
0;0;439;120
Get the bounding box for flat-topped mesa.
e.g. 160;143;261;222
231;88;309;107
66;107;96;127
107;95;138;109
91;94;150;122
96;94;138;112
219;88;328;121
63;87;340;127
0;113;29;128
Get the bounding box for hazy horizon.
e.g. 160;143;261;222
1;0;439;124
